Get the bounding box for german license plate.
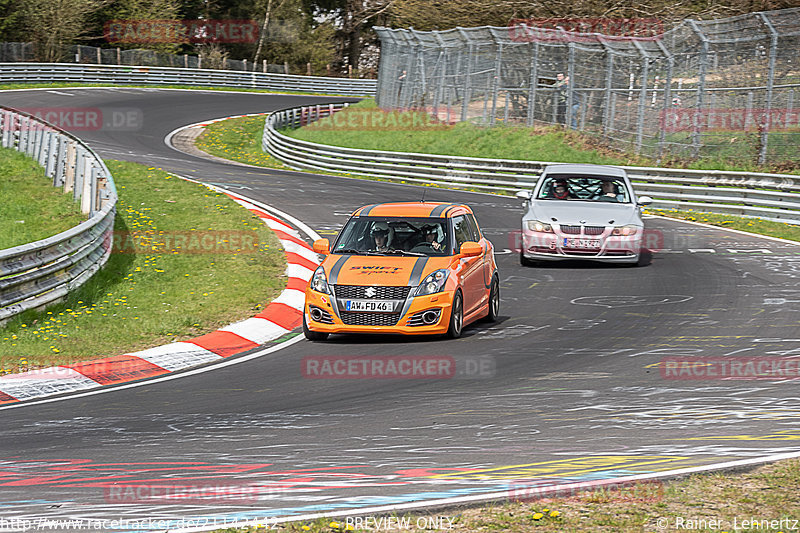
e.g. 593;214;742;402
345;300;394;312
564;238;601;249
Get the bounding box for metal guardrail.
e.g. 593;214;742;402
0;63;377;96
0;107;116;323
262;103;800;223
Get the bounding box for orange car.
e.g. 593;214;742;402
303;202;499;340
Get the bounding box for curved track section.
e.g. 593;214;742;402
1;88;799;531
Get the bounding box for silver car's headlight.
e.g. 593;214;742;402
526;220;553;233
309;266;331;294
612;225;639;236
415;269;449;296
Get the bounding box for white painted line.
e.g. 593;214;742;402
264;217;298;236
0;335;305;411
0;367;100;402
286;263;314;281
219;317;289;344
271;288;305;310
281;240;320;263
129;342;222;372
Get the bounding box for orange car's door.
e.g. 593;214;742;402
452;215;484;315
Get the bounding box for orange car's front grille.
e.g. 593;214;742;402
334;285;411;300
340;312;402;326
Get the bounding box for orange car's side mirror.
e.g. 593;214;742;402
312;238;330;255
459;241;483;257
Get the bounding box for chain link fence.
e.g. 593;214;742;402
375;8;800;166
0;42;295;74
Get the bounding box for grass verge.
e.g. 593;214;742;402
0;147;85;249
0;161;286;372
195;116;285;169
213;458;800;532
647;207;800;242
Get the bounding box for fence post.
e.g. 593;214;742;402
758;13;778;165
688;20;709;159
655;39;674;163
489;42;504;125
632;40;650;154
565;42;576;130
459;30;473;123
600;39;614;136
526;41;539;127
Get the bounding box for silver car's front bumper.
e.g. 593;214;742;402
520;230;641;263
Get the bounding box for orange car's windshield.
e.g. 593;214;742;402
333;217;452;256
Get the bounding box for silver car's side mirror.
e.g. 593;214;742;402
637;196;653;206
516;190;532;201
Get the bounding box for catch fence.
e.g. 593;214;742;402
374;8;800;166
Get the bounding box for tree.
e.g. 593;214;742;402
17;0;107;61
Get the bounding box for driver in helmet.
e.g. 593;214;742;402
550;178;578;200
420;224;443;251
371;221;391;251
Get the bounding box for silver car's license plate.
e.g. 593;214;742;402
345;300;394;312
564;238;601;249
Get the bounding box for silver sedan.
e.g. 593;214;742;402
516;164;653;265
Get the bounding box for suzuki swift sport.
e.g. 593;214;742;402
303;202;499;340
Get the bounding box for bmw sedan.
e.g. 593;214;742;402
516;164;652;265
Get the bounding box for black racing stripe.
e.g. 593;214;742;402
442;205;462;217
429;203;455;217
359;204;381;216
328;255;350;285
407;257;429;286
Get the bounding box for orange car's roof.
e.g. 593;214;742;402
352;202;471;218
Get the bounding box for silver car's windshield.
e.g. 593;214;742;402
536;175;631;203
333;217;452;256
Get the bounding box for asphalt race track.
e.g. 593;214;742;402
2;88;800;531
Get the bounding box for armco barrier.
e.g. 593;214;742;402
0;63;376;96
0;107;116;323
262;103;800;223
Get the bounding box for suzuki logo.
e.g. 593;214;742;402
364;287;377;298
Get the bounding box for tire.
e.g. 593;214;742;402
446;290;464;339
484;276;499;322
303;312;329;341
520;249;537;267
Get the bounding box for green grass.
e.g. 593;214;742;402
647;207;800;241
286;99;800;175
213;458;800;532
285;100;643;166
0;161;286;371
0;147;85;249
195;116;284;168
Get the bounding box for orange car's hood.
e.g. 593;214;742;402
324;254;452;286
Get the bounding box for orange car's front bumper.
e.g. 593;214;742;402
304;288;455;335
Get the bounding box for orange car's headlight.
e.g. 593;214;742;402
415;269;449;296
309;266;331;294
